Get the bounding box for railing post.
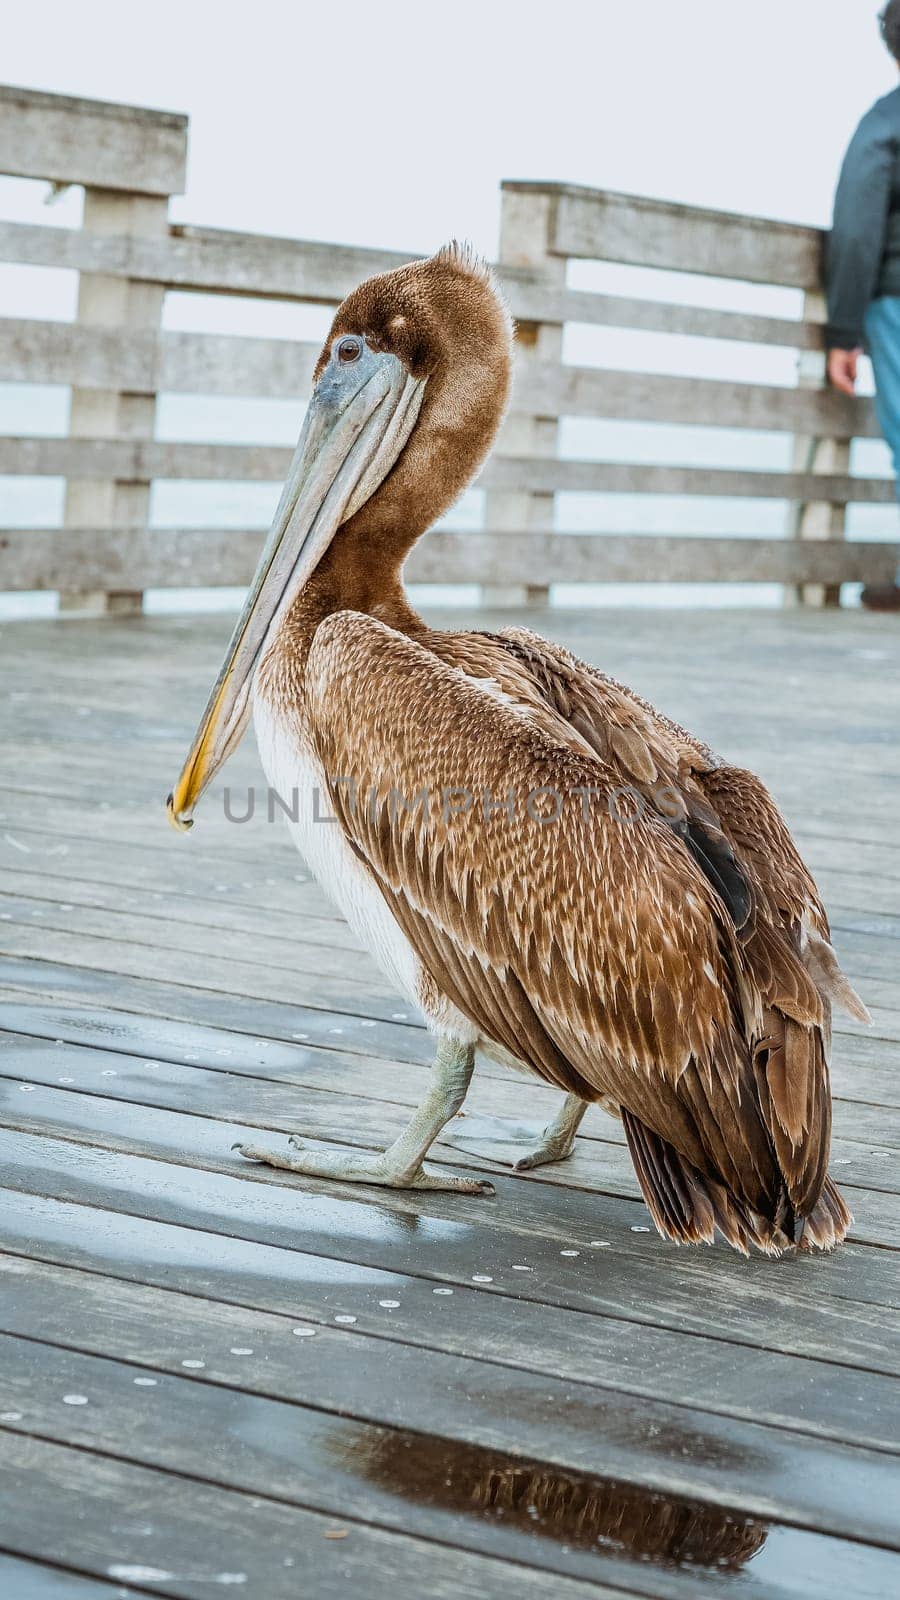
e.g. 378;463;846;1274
481;185;564;609
60;188;170;616
786;289;850;609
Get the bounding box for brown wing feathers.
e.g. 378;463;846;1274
479;625;858;1250
309;612;857;1253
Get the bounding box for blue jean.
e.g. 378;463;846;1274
864;296;900;488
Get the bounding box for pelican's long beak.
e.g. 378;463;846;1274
167;347;424;831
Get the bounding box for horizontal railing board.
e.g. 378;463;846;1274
0;220;824;347
0;318;877;433
519;362;879;438
2;528;896;591
0;83;187;196
0;320;157;389
482;458;895;503
0;436;294;481
0;435;894;504
557;293;824;349
161;330;319;397
416;533;896;586
516;181;824;289
0;318;320;397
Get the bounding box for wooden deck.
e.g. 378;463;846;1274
0;603;898;1600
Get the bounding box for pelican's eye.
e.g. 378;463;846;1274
337;336;363;364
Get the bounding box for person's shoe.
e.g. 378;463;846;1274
860;582;900;612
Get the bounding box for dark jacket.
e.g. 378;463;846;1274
827;85;900;349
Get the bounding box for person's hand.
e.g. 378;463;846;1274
827;347;861;395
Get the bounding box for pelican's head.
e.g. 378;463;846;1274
167;244;513;831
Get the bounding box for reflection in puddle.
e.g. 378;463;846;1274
337;1428;768;1573
471;1460;766;1569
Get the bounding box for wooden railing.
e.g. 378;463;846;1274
1;84;898;612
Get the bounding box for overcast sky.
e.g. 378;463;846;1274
2;0;898;255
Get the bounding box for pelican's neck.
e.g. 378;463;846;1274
260;532;422;704
262;334;510;694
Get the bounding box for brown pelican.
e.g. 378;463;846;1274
167;243;869;1253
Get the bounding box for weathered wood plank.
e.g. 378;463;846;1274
0;871;362;951
4;727;897;847
3;1325;897;1560
6;1248;899;1470
0;217;407;301
0;852;339;925
3;1357;752;1600
0;318;880;437
0;834;331;914
553;291;825;348
1;1164;890;1388
0;321;157;389
0;218;827;346
60;187;170;617
0;953;890;1107
2;1016;896;1192
3;528;897;594
7;727;898;827
8;656;899;829
526;181;824;288
0;318;320;396
0;1553;140;1599
0;84;187;196
0;1432;621;1600
482;458;895;503
0;893;384;988
0;958;429;1061
2;783;895;952
13;1153;895;1360
411;532;898;585
2;435;894;505
2;1129;896;1362
7;598;896;711
0;435;297;482
1;922;398;1011
517;362;879;437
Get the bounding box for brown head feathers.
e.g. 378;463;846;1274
310;245;513;562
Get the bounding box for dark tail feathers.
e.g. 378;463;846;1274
621;1109;851;1256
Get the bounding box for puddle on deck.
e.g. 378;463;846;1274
325;1422;898;1594
324;1417;898;1594
332;1424;767;1576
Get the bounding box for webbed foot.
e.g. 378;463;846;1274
233;1137;494;1194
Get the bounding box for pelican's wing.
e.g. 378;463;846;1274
488;627;829;931
451;624;862;1234
307;611;800;1244
485;625;866;1018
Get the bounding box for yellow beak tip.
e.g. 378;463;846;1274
166;792;194;833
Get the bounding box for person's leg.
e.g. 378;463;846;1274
862;297;900;606
864;297;900;471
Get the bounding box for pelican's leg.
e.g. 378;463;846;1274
235;1037;493;1194
444;1091;588;1170
511;1093;588;1170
